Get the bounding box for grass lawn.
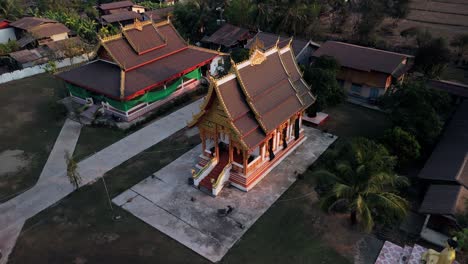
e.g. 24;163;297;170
0;74;67;202
9;102;391;264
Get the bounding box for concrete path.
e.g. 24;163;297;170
0;100;202;264
0;118;82;264
113;127;337;262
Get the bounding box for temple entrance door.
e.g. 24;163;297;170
294;118;300;139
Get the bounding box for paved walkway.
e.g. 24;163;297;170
0;100;202;264
0;118;82;264
113;127;337;262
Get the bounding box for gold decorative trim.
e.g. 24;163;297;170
120;70;126;99
101;33;123;43
250;49;267;66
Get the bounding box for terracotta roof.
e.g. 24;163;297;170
10;17;56;30
101;11;142;24
29;23;70;38
102;22;187;70
313;41;411;76
99;1;134;10
418;101;468;187
419;185;468;215
57;21;220;100
245;32;316;57
427;79;468;98
202;23;250;47
122;22;165;54
145;7;174;22
190;45;315;149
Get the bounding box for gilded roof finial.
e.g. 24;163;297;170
288;36;294;47
249;37;264;55
275;36;280;48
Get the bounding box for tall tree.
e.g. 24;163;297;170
0;0;23;20
303;55;345;116
415;37;451;78
382;127;421;168
380;80;452;148
314;138;409;232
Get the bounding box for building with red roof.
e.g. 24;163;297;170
188;42;315;196
57;20;225;122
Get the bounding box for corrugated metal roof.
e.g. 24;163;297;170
419;185;468;215
10;17;56;30
202;23;250;47
313;41;411;75
99;1;134;10
418;101;468;187
101;11;142;24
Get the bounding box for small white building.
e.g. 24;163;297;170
0;19;16;44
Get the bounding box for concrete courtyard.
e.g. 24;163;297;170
113;127;336;262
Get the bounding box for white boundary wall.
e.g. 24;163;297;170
0;52;94;84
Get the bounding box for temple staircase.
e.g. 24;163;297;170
374;241;459;264
199;151;229;195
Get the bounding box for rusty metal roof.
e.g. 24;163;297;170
99;1;134;10
202;23;250;47
10;17;56;30
101;11;142;24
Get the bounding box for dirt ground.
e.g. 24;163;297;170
0;74;66;202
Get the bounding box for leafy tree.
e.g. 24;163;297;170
314;138;409;232
98;24;119;38
0;0;23;20
225;0;257;28
231;48;249;63
455;228;468;252
400;27;420;40
41;10;98;43
380;80;452;148
382;127;421;168
173;0;218;41
304;55;345;116
451;34;468;62
415;37;451;78
353;0;385;45
0;40;20;56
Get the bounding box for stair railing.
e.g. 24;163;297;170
212;163;232;196
193;157;218;186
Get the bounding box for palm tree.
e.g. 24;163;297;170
314;138;409;232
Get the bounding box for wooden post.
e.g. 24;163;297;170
243;150;248;175
201;131;206;155
229;142;233;162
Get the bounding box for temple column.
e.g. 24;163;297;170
215;130;219;159
229;140;233;162
261;144;266;161
243;150;248;175
201;130;206;155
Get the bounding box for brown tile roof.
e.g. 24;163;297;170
101;11;142;24
418;101;468;187
145;7;174;22
99;1;134;10
10;17;55;30
190;45;315;149
313;41;411;76
29;23;70;38
57;21;220;100
202;23;250;47
419;185;468;215
245;32;316;57
122;22;165;54
102;22;186;70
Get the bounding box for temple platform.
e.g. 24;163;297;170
302;112;329;125
112;127;336;262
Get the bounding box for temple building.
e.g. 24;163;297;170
188;41;315;196
57;20;224;122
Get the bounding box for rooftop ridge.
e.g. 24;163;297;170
327;40;413;58
121;19;152;32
